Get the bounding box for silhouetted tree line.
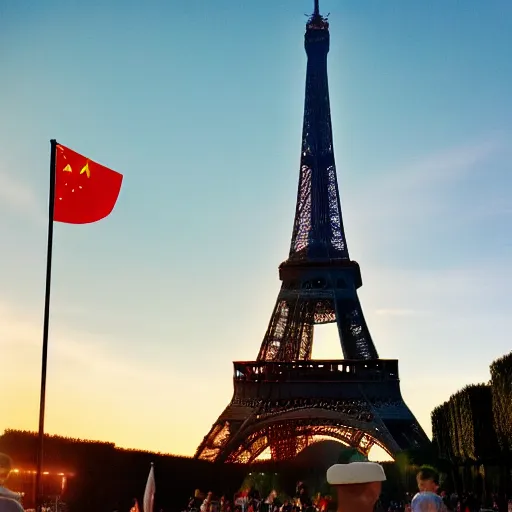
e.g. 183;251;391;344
0;430;245;512
431;351;512;497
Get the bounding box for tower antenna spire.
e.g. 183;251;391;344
314;0;320;16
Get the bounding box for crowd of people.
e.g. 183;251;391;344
185;466;512;512
1;450;511;512
185;482;330;512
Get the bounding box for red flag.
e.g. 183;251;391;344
54;144;123;224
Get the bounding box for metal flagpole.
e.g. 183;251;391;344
34;139;57;511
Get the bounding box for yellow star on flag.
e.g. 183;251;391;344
80;162;91;178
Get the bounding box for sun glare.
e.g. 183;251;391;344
311;323;343;359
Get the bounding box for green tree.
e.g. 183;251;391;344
490;351;512;455
239;472;281;501
432;403;454;463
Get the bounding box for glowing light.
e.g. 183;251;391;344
10;469;74;477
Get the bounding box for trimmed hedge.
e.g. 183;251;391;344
490;351;512;454
432;384;500;464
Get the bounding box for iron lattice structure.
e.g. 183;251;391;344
195;1;429;463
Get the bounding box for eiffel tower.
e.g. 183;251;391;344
195;1;429;463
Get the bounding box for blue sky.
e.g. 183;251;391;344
1;0;511;458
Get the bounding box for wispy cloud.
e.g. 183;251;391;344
0;299;228;454
349;134;506;206
0;169;44;222
388;136;505;189
374;308;425;317
0;301;159;384
366;263;512;313
344;134;510;253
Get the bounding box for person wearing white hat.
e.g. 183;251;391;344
326;461;386;512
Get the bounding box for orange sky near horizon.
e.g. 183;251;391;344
2;306;491;464
1;310;393;461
